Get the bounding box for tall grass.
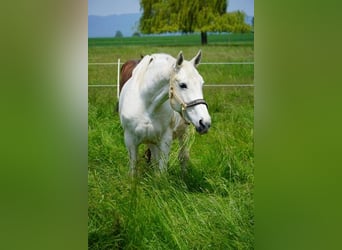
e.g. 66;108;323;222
88;86;254;249
88;41;254;249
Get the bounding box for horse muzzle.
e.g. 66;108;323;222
196;118;211;134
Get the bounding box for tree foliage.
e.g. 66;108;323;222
139;0;251;39
115;30;123;38
132;31;141;37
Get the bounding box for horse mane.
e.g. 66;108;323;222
126;55;155;88
131;55;153;75
119;53;176;98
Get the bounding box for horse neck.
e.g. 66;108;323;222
140;57;174;112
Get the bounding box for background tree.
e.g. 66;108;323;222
139;0;251;45
115;30;123;38
252;16;254;32
132;31;141;37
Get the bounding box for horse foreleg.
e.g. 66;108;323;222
149;144;169;172
124;131;138;176
148;144;160;169
159;132;173;172
149;133;172;172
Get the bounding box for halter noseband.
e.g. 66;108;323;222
169;85;208;123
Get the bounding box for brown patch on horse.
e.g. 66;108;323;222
119;57;143;94
115;58;141;111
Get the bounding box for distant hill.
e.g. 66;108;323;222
88;13;140;38
88;13;254;38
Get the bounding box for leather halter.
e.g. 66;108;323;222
169;85;208;123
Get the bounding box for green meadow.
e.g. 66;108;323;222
88;33;254;47
88;34;254;249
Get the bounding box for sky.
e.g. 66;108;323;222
88;0;254;17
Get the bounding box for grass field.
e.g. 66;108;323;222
88;45;254;86
88;33;254;47
88;34;254;249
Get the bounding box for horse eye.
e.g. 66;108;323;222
179;83;187;89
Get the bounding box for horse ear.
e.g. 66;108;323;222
176;51;184;68
191;50;202;67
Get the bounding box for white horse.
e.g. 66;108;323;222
119;51;211;174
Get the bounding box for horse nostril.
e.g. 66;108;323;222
199;119;209;129
199;119;210;129
197;119;210;134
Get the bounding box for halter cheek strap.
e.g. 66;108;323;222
169;86;208;123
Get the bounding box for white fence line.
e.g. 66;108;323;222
88;62;254;65
89;59;254;88
88;84;254;88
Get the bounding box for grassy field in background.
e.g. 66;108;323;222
88;45;254;86
88;33;254;47
88;35;254;249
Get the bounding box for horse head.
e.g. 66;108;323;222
169;50;211;134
